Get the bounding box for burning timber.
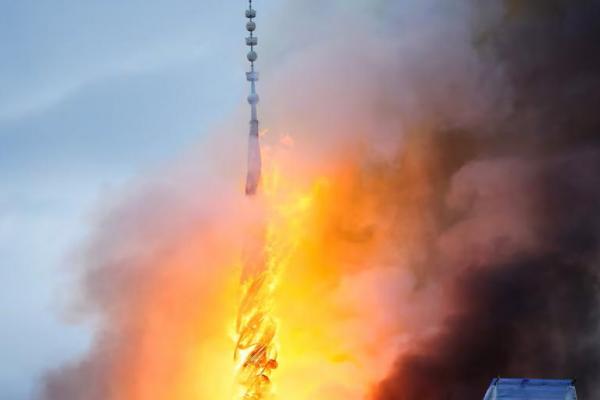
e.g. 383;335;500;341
235;1;276;399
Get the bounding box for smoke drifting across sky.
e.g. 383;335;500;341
42;0;600;399
371;1;600;398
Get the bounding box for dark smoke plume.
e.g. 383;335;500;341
374;1;600;398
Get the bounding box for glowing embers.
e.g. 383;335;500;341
234;267;279;399
233;168;317;399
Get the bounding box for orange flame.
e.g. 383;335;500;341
233;233;279;399
234;157;318;399
72;137;423;400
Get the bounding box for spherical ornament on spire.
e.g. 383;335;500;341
246;21;256;32
247;92;259;105
247;50;258;62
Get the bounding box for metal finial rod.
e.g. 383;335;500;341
245;0;261;195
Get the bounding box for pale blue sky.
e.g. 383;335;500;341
0;2;283;398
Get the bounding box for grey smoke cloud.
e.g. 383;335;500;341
40;0;600;398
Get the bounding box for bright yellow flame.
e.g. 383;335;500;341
233;158;319;399
100;140;414;400
230;139;403;400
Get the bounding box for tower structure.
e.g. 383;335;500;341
483;378;578;400
245;0;261;196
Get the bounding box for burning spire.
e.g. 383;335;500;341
245;0;261;196
235;2;279;399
